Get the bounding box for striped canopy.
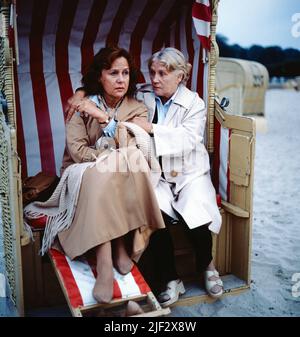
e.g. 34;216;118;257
11;0;212;177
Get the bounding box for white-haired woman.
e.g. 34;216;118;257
132;47;223;306
65;47;223;307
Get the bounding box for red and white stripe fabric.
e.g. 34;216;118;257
212;117;231;202
192;0;211;51
13;0;211;178
49;248;150;308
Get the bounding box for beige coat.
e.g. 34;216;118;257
61;96;149;174
58;96;165;261
136;84;222;234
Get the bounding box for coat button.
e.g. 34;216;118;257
170;170;178;177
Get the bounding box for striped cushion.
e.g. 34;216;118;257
49;248;150;308
26;215;47;230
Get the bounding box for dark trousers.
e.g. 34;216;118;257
137;212;213;295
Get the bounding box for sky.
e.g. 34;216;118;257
217;0;300;50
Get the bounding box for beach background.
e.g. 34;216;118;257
1;88;300;317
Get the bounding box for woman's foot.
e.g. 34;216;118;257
93;267;114;303
112;237;134;275
93;242;114;303
204;261;223;298
114;257;134;275
125;301;144;316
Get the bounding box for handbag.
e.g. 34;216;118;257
22;171;60;206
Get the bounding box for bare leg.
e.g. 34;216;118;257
206;260;223;294
112;237;134;275
93;241;114;303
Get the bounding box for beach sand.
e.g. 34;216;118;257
1;89;300;317
170;88;300;317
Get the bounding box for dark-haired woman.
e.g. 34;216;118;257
58;47;165;304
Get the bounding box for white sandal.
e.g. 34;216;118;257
205;270;224;298
158;279;186;308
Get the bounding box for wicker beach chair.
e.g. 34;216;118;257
0;0;256;317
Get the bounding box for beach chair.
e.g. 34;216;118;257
0;0;256;316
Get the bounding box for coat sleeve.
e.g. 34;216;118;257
123;101;148;121
66;114;103;163
152;94;206;157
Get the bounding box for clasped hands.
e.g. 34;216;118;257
76;98;108;123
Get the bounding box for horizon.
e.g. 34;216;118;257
216;33;300;52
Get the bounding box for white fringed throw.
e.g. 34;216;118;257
24;162;95;255
121;121;161;186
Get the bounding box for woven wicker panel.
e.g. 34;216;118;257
0;112;17;305
3;61;15;127
0;4;15;128
0;36;5;92
207;0;220;154
0;3;17;306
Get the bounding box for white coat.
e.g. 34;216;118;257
136;84;221;234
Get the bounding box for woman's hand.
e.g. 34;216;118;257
131;117;152;134
76;98;108;122
65;90;86;121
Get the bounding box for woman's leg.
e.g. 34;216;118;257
184;223;222;295
185;224;213;272
112;236;134;275
154;226;179;286
93;241;114;303
137;212;179;295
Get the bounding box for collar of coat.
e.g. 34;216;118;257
136;83;197;110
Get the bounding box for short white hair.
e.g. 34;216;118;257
148;47;192;84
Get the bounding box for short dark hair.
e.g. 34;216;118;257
82;46;137;97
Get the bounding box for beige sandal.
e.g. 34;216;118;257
158;279;186;307
205;270;224;298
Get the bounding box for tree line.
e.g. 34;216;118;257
216;35;300;78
